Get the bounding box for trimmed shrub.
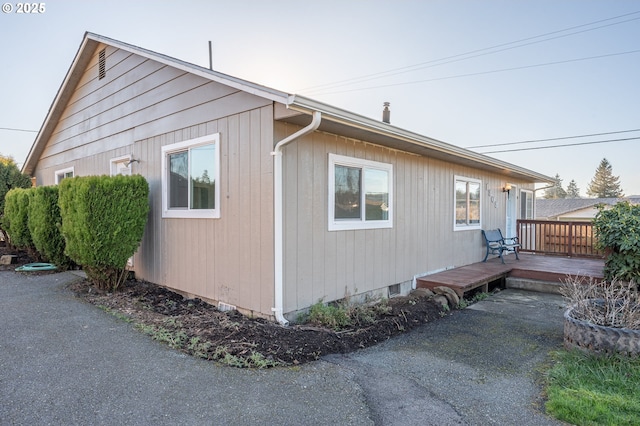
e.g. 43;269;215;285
27;186;73;269
3;188;36;256
593;201;640;282
58;175;149;290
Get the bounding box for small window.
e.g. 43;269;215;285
161;134;220;219
110;156;132;176
520;190;533;219
54;167;74;184
98;48;106;80
328;154;393;231
454;176;481;230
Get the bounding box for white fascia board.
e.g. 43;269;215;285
86;33;291;105
23;34;95;175
287;95;554;184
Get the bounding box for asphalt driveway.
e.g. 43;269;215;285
1;271;566;425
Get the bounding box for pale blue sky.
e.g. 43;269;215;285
1;0;638;195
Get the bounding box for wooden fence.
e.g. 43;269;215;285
517;220;604;258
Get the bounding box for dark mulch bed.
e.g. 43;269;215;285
1;245;445;367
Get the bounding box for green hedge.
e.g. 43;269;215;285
58;175;149;290
593;201;640;282
3;188;35;254
27;186;73;270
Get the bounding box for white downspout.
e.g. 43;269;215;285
271;111;322;325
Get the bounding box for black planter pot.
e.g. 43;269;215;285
564;305;640;356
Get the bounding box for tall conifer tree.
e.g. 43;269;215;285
586;158;623;198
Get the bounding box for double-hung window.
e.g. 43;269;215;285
161;134;220;219
328;153;393;231
454;176;481;230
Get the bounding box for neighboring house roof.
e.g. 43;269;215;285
22;32;554;185
536;197;640;220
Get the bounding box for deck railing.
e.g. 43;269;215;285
517;220;604;258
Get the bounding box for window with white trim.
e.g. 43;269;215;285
520;189;534;219
328;153;392;231
161;134;220;219
55;167;74;184
110;155;132;176
454;176;481;230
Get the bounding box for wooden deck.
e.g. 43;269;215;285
416;253;605;298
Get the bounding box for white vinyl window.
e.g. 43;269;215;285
520;189;534;219
454;176;481;230
110;155;132;176
54;167;74;184
328;153;393;231
161;134;220;219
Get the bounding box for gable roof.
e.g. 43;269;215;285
23;32;554;184
536;197;640;219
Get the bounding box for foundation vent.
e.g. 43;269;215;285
388;283;401;297
218;301;237;312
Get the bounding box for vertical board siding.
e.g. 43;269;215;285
32;45;275;317
281;124;533;316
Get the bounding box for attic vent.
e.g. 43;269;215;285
98;48;106;80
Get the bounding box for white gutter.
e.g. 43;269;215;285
271;111;322;325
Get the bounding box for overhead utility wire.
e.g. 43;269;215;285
466;128;640;149
299;11;640;94
0;127;37;133
307;49;640;96
479;136;640;154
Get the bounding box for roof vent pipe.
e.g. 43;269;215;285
382;102;390;124
208;41;213;70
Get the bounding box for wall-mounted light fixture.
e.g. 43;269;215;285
502;183;512;198
125;158;140;167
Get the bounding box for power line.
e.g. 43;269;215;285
299;11;640;95
479;136;640;154
466;128;640;149
306;49;640;96
0;127;38;133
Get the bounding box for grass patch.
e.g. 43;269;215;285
458;292;489;309
302;298;392;331
545;350;640;425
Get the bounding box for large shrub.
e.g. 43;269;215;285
3;188;36;255
27;186;73;269
593;201;640;282
0;156;32;242
58;175;149;290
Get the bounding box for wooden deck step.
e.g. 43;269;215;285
417;262;512;298
416;254;605;299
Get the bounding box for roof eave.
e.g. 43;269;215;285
22;33;97;176
22;32;292;176
286;95;555;184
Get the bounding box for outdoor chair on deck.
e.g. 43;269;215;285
482;229;520;264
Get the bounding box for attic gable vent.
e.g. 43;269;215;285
98;48;106;80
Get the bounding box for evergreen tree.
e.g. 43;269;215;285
544;173;567;199
586;158;623;198
566;180;580;198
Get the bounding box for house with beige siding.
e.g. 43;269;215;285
23;32;554;324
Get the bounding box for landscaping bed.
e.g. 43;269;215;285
2;246;445;367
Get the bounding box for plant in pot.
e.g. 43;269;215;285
561;202;640;356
